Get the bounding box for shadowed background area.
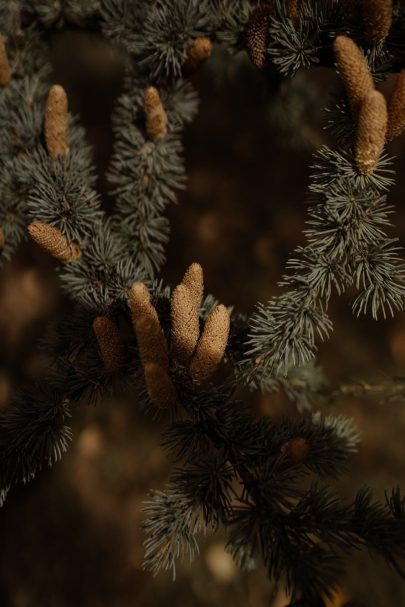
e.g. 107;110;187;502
0;29;404;607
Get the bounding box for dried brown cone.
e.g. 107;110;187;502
144;86;168;140
45;85;69;160
0;36;11;86
171;284;200;365
355;89;388;175
144;362;178;408
245;5;273;70
281;437;310;465
387;69;405;141
130;282;169;370
28;221;82;263
287;0;300;23
362;0;392;42
181;262;204;312
93;316;125;374
333;35;374;117
190;304;230;383
184;37;213;71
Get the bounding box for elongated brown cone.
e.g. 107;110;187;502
190;304;230;383
184;37;213;71
181;262;204;311
0;228;4;249
144;86;167;140
144;362;178;408
93;316;125;374
171;284;200;365
387;69;405;141
281;437;310;465
28;222;82;263
341;0;361;23
45;85;69;160
333;35;374;117
287;0;300;22
362;0;392;42
355;89;387;175
130;282;169;370
0;36;11;86
245;5;273;70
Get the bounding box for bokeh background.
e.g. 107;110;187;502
0;29;404;606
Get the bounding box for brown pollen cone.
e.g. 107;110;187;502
28;222;82;263
190;304;230;383
171;284;200;365
130;282;169;370
144;86;168;140
184;37;213;71
355;89;387;175
245;5;273;70
0;36;11;86
333;35;374;117
144;362;178;408
181;262;204;311
0;228;4;249
45;85;69;160
282;437;310;465
93;316;125;374
362;0;392;42
387;69;405;141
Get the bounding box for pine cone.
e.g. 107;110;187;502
387;69;405;141
0;36;11;86
333;35;374;117
190;304;230;383
28;222;82;263
130;282;169;370
45;85;69;160
144;362;178;408
181;262;204;312
93;316;125;374
362;0;392;42
245;5;273;70
144;86;168;140
171;284;200;365
184;37;213;71
355;89;388;175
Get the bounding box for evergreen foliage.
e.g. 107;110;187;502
0;0;404;603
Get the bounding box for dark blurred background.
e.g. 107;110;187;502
0;30;404;606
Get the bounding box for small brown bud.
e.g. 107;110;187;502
130;282;169;370
190;304;230;383
355;90;387;175
144;362;178;408
387;69;405;141
171;284;200;365
93;316;125;374
28;222;82;263
333;35;374;117
144;86;168;140
45;85;69;160
0;36;11;86
181;262;204;311
245;5;273;70
362;0;392;42
184;37;213;71
287;0;300;23
282;437;310;465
